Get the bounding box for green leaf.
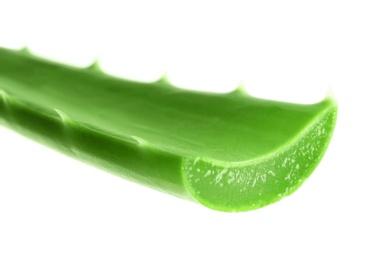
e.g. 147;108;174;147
0;47;337;212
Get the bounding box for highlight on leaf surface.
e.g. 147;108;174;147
0;47;337;212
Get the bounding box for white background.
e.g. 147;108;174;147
1;1;391;259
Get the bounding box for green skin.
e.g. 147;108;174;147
0;48;337;212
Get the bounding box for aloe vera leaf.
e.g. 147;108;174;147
0;47;337;212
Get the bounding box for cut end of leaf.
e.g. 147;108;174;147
182;100;337;212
